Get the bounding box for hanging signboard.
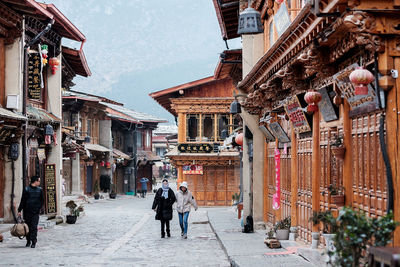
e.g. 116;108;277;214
272;148;281;210
27;52;42;100
183;165;203;175
318;87;338;122
268;122;290;143
333;63;378;117
259;124;275;142
274;3;291;37
45;164;57;214
178;143;213;153
284;95;311;134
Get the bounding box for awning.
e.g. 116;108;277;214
113;149;131;160
137;150;161;162
27;106;62;123
0;107;27;121
62;46;91;77
85;143;110;152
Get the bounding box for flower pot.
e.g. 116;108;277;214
275;229;289;240
331;146;346;160
66;215;77;224
94;193;100;200
330;195;345;206
109;192;116;199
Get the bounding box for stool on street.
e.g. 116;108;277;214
368;247;400;267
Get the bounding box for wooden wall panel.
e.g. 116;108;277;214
184;79;235;98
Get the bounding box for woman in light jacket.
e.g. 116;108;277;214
175;181;198;239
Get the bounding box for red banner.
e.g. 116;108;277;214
183;165;203;175
273;149;281;210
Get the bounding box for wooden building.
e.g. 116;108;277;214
150;53;242;206
214;0;400;246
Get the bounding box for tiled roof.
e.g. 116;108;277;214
62;90;101;102
153;124;178;135
0;107;26;121
102;102;166;123
27;106;61;122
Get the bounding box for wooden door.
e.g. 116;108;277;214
86;166;93;194
297;137;313;243
281;147;291;220
0;150;4;218
267;145;276;225
63;160;72;195
206;166;216;205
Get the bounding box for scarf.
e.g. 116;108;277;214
161;183;169;199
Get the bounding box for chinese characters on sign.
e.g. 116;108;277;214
275;3;291;37
284;95;311;134
183;165;203;175
268;122;290;143
178;143;213;153
318;87;338;122
28;52;42;100
45;164;57;214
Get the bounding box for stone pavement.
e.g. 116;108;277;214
0;194;230;267
207;207;322;267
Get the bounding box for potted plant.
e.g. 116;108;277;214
328;183;345;206
231;193;239;205
330;134;345;159
274;216;291;240
109;184;116;199
65;200;83;224
93;180;100;200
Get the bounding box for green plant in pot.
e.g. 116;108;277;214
65;200;83;224
274;216;291;240
93;180;100;200
328;183;345;206
330;134;345;160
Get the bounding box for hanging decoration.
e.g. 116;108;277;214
234;133;244;146
272;148;281;210
304;90;322;114
44;124;54;145
49;57;60;75
100;161;105;167
106;162;111;169
275;0;284;4
41;44;48;66
349;67;374;95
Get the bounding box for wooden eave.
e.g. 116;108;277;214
62;46;91;77
2;0;53;20
214;49;242;82
238;1;341;93
212;0;239;40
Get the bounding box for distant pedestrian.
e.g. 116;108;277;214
17;175;44;248
175;181;198;239
139;177;149;198
152;179;176;238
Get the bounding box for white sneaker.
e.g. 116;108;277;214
183;233;187;239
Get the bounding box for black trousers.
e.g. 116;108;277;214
161;220;170;234
24;212;39;242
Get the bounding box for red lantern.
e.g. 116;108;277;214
304;90;322;113
275;0;284;4
349;67;374;95
49;57;60;75
100;161;105;167
235;133;244;146
106;162;111;169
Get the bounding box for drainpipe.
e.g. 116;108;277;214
22;18;54;186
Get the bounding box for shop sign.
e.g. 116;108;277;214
45;164;57;214
274;3;291;37
333;63;378;117
27;52;42;100
268;122;290;143
318;87;338;122
284;95;311;134
37;148;46;162
178;143;213;153
259;124;275;142
273;148;281;210
183;165;203;175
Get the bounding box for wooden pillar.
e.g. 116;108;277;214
389;57;400;246
177;166;183;190
0;38;5;108
290;128;298;226
342;99;353;206
263;141;268;222
312;110;321;232
178;113;185;143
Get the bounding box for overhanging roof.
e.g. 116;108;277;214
212;0;239;40
2;0;54;20
0;107;27;121
214;49;242;81
27;106;61;123
85;143;110;153
62;46;91;77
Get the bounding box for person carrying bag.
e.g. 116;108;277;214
10;216;29;239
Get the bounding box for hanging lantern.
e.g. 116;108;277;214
304;91;322;113
237;0;264;35
49;57;60;75
106;162;111;169
100;161;105;167
349;67;374;95
234;133;244;146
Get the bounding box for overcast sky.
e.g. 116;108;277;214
42;0;241;122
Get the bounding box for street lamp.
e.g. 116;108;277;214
237;0;264;35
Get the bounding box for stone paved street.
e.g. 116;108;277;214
0;194;229;267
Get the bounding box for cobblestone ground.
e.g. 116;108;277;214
0;195;229;267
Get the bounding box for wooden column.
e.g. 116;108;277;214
312;110;321;232
177;166;183;190
389;57;400;246
290;128;298;226
263;141;268;222
178;113;185;143
342;99;353;206
0;38;5;107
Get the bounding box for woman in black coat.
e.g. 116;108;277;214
152;179;176;238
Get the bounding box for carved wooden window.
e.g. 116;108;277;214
202;114;215;142
186;114;199;142
87;119;92;138
217;114;229;141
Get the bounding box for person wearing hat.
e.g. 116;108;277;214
17;175;44;248
175;181;198;239
152;179;176;238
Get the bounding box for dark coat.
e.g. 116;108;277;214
152;188;176;221
18;185;44;215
